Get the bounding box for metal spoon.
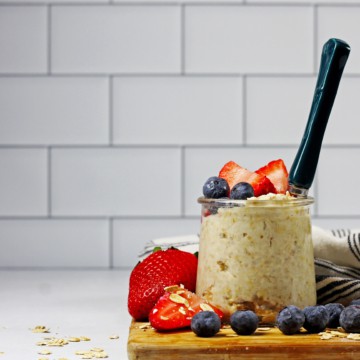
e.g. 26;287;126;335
288;38;350;197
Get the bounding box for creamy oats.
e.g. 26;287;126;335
197;194;316;324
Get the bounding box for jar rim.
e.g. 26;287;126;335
198;195;314;208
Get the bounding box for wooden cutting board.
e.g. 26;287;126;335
127;321;360;359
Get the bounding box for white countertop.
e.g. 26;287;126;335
0;270;132;360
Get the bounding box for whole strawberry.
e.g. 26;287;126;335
128;248;198;320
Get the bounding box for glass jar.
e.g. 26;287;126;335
196;194;316;324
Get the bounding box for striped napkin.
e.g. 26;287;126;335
139;226;360;305
313;226;360;305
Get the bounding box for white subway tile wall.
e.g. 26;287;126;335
1;2;360;269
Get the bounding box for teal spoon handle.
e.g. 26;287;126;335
288;38;350;196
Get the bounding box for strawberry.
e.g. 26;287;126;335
255;159;289;194
149;285;223;331
128;248;198;321
219;161;275;197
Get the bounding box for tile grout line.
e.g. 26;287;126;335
313;4;318;75
109;76;114;146
47;147;52;217
3;144;360;149
180;146;186;217
1;73;360;78
3;3;360;8
181;4;186;75
2;214;360;220
109;218;114;269
242;75;247;146
47;4;52;75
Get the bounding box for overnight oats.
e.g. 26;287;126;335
197;160;317;324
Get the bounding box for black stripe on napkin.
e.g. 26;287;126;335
332;229;350;238
348;233;360;263
316;275;360;304
315;258;360;279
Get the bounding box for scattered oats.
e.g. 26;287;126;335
80;336;91;341
0;352;4;355
38;349;52;355
94;352;108;359
58;358;70;360
68;337;81;342
257;327;271;331
75;352;95;359
320;332;333;340
47;338;69;346
38;358;49;360
199;303;214;312
347;333;360;340
139;323;150;330
75;350;88;355
164;285;182;293
32;325;50;333
139;323;152;331
36;341;48;346
169;293;189;307
109;334;119;339
222;324;231;329
90;347;104;352
178;306;186;315
330;330;347;338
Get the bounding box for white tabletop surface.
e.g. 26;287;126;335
0;270;132;360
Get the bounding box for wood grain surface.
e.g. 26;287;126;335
127;321;360;359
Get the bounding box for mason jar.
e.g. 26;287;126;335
196;194;316;324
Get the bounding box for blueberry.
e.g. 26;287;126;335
325;303;345;328
339;305;360;333
191;311;221;337
203;176;229;199
350;299;360;306
276;305;305;335
230;310;259;335
230;182;254;200
303;305;329;333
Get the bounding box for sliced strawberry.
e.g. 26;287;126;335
219;161;275;197
255;159;289;194
149;285;223;331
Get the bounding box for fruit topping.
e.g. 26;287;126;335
229;310;259;335
255;159;289;194
149;285;223;331
219;161;276;197
303;305;329;333
230;182;254;200
339;305;360;333
325;303;345;328
203;176;230;198
128;249;198;320
276;305;305;335
191;311;222;337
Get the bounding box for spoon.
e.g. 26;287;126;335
288;38;350;197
